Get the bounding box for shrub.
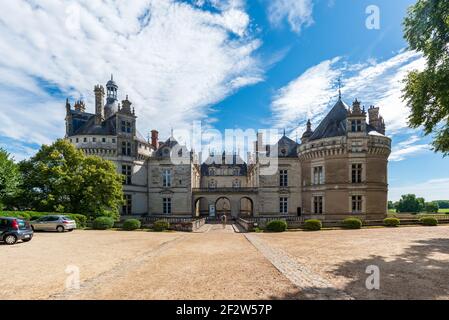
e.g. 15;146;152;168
420;216;438;226
66;214;88;229
383;217;400;227
303;219;322;231
342;217;362;229
266;220;288;232
92;216;115;230
153;220;170;232
0;211;31;220
123;219;141;231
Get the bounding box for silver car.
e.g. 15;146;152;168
31;215;77;232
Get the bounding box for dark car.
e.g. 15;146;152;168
0;217;34;245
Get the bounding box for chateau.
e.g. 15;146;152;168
65;77;391;221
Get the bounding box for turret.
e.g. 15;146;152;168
94;85;105;125
347;99;366;134
301;119;314;143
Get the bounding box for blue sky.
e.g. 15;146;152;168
0;0;447;200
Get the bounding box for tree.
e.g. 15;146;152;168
388;201;395;210
403;0;449;155
0;148;21;208
435;200;449;209
424;202;439;213
19;139;123;217
396;194;425;213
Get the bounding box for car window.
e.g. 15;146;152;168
17;220;26;228
0;219;8;227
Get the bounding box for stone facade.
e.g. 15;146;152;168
65;77;391;220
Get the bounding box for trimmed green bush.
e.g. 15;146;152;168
92;216;115;230
266;220;288;232
123;219;141;231
0;211;31;220
153;220;170;231
342;217;362;229
303;219;322;231
66;214;88;229
383;217;400;227
420;216;438;226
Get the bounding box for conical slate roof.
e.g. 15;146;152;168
309;98;349;141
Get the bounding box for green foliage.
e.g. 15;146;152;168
387;201;396;210
18;139;124;218
92;216;115;230
424;202;439;213
434;200;449;209
403;0;449;155
0;148;21;207
153;220;170;232
66;214;88;229
383;217;400;227
342;217;362;229
303;219;322;231
420;216;438;226
265;220;288;232
396;194;425;213
0;211;32;220
123;219;141;231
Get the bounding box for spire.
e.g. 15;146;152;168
111;74;113;81
338;78;342;100
283;128;286;136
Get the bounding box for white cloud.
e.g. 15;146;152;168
0;0;263;160
389;178;449;201
270;50;428;157
267;0;314;33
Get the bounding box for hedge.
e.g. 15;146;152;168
92;217;115;230
266;220;288;232
342;217;362;229
420;216;438;226
0;211;88;227
66;214;88;229
303;219;322;231
153;220;170;231
123;219;141;231
383;217;400;227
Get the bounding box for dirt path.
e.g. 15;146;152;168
60;224;298;300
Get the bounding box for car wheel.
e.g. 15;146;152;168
56;226;65;233
68;229;74;232
4;234;17;245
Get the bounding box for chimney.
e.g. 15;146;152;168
94;85;105;125
151;130;159;149
368;105;379;125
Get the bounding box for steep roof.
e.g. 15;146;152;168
309;99;349;141
266;135;299;158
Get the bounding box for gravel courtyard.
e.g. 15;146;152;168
1;225;449;300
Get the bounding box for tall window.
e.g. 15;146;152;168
122;194;132;215
313;166;324;185
279;170;288;187
280;197;288;214
352;195;363;213
162;169;171;187
122;141;131;156
163;198;172;214
122;165;132;185
121;120;132;133
313;196;323;214
352;164;363;183
351;120;362;132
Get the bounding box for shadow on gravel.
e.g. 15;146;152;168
270;238;449;300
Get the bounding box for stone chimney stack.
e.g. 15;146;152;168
94;85;105;125
368;105;385;134
151;130;159;149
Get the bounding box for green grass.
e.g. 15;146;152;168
439;208;449;213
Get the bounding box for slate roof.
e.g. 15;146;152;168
266;135;299;158
309;99;349;141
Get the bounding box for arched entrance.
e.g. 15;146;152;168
194;197;209;217
215;197;231;218
239;197;253;218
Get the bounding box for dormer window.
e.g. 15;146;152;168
351;120;362;132
121;120;132;133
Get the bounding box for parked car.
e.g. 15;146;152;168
0;217;34;245
30;215;77;232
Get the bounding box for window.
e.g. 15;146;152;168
92;137;96;142
280;197;288;214
351;164;363;183
70;139;72;143
233;168;240;176
83;137;87;142
313;196;324;214
352;195;363;213
122;165;132;185
122;141;131;156
162;169;171;187
279;170;288;187
76;138;79;143
123;194;132;215
121;120;132;133
112;138;116;143
102;138;106;143
351;120;362;132
313;166;324;185
163;198;172;214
